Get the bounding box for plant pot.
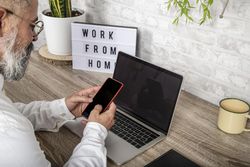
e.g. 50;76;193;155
42;9;85;56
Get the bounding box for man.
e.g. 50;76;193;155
0;0;116;166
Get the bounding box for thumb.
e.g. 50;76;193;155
91;104;103;116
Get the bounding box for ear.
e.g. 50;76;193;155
0;7;7;37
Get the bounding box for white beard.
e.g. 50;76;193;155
0;29;33;81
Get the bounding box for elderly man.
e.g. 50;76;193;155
0;0;116;166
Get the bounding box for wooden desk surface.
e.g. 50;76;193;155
4;52;250;167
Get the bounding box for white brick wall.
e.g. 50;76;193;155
37;0;250;105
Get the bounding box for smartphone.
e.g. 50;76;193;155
144;149;200;167
82;78;124;118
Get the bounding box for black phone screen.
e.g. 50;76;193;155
82;78;123;118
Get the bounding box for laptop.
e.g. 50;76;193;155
105;52;183;165
65;51;183;165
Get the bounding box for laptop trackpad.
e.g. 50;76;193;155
106;132;139;165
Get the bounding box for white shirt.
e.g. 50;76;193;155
0;74;107;167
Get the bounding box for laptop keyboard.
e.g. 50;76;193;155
110;112;160;148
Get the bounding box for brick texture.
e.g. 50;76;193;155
37;0;250;105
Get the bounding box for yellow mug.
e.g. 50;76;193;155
217;98;250;134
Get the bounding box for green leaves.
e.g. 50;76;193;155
48;0;72;17
200;2;212;25
65;0;72;17
167;0;213;25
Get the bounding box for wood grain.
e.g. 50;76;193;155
4;52;250;167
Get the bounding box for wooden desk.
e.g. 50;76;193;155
4;52;250;167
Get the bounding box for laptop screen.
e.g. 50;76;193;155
113;52;183;134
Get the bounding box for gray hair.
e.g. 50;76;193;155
0;0;32;13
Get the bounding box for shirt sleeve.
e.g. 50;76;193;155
14;98;75;131
64;122;108;167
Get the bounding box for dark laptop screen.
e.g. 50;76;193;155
113;52;183;134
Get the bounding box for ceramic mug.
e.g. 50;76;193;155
217;98;250;134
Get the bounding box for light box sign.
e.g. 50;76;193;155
71;22;137;73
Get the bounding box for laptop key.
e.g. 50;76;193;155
135;144;141;148
135;139;144;145
130;136;136;140
111;112;161;148
144;137;154;144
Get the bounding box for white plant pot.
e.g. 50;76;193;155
42;9;85;56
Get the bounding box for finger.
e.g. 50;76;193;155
88;86;100;96
70;95;93;103
103;103;116;119
90;104;103;116
81;103;89;112
85;86;101;98
78;86;100;96
106;103;116;115
87;93;97;98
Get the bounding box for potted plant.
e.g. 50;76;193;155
42;0;85;56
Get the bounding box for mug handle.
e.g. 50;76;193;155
244;114;250;132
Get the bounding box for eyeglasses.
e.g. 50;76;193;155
5;9;44;37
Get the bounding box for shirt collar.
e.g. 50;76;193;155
0;74;4;91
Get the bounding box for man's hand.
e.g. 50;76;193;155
65;86;100;117
88;103;116;129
